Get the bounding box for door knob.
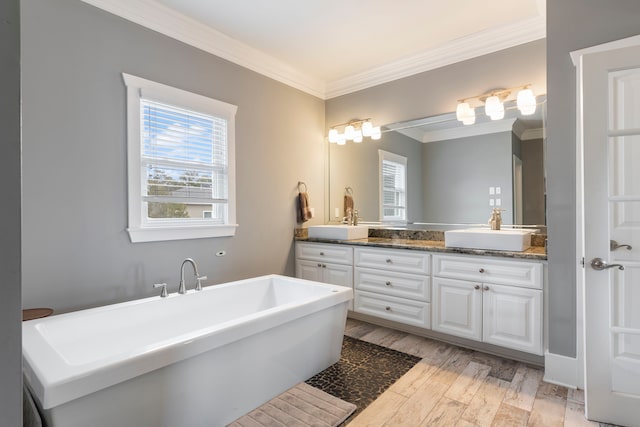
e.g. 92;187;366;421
590;257;624;271
610;240;633;251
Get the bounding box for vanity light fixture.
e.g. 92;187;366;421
328;118;381;144
456;85;536;125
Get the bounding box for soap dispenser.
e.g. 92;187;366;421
488;208;503;230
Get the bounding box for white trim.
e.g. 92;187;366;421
420;118;516;143
570;34;640;66
83;0;325;98
325;15;545;99
122;72;238;243
544;351;580;389
81;0;544;100
127;224;238;243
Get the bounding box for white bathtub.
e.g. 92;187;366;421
23;274;352;427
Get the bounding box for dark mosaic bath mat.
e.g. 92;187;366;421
305;336;421;424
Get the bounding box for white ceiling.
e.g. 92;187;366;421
82;0;546;99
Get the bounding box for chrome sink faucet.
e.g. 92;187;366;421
179;258;207;294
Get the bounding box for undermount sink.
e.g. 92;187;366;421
307;225;369;241
444;228;533;252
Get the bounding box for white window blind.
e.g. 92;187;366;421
379;150;407;222
141;99;228;224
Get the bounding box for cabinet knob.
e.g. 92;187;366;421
474;284;480;290
317;263;322;267
385;306;391;311
386;258;392;263
322;264;327;268
385;281;392;286
319;252;325;256
483;285;490;291
479;268;485;273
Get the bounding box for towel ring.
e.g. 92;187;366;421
298;181;308;193
345;186;353;196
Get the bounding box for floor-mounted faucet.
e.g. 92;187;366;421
179;258;207;294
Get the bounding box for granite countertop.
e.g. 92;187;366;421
294;228;547;261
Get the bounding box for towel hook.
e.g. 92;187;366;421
298;181;308;193
345;186;353;196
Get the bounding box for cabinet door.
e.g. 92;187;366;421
432;277;482;341
323;263;353;288
295;260;323;282
482;284;543;355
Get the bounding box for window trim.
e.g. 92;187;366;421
379;149;408;224
123;73;238;242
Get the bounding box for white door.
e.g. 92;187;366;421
582;41;640;425
432;277;482;341
482;284;542;355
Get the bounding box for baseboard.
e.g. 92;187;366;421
544;351;580;389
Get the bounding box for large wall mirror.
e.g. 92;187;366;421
327;97;546;228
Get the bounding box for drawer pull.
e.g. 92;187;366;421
385;306;392;311
385;281;392;286
479;268;485;273
483;285;490;291
386;258;393;264
474;285;480;290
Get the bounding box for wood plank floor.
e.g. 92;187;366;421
343;319;602;427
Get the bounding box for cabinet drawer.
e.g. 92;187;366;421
355;247;430;274
433;254;543;289
295;242;353;265
354;290;431;328
355;268;430;302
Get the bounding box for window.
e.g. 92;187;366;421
123;73;238;242
379;150;407;223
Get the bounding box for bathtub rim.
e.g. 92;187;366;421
23;274;352;410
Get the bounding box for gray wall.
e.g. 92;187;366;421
1;1;22;424
21;0;325;312
422;132;514;224
328;131;423;222
546;0;640;357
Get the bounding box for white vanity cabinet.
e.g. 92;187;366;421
295;242;354;309
432;254;543;355
353;247;431;328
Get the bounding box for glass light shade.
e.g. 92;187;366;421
462;108;476;125
361;120;373;137
328;128;338;143
371;126;382;140
457;102;476;125
336;134;346;145
517;89;536;115
344;125;355;140
353;130;363;143
490;109;505;120
484;95;503;117
456;102;471;121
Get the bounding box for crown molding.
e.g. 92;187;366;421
80;0;326;98
419;118;517;143
81;0;545;100
325;15;546;99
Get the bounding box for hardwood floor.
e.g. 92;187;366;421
343;319;600;427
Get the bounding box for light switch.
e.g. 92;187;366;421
489;199;495;206
496;187;501;195
489;187;495;195
495;198;501;206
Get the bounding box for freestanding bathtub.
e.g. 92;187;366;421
23;274;352;427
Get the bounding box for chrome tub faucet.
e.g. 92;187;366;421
179;258;207;294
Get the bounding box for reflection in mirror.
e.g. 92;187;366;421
328;98;546;228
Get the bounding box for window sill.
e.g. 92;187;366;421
127;224;238;243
